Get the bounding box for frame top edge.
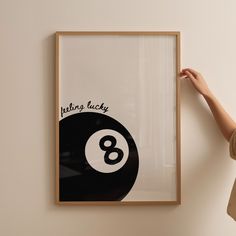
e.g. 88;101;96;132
55;31;180;36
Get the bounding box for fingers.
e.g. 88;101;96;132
180;68;196;80
181;68;200;77
184;68;199;77
184;70;195;81
179;71;186;76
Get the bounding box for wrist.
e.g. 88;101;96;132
202;90;215;101
202;90;219;118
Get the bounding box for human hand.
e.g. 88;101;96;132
180;68;212;97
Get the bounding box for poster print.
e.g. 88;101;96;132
56;32;181;205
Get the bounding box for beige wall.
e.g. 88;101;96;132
1;0;236;235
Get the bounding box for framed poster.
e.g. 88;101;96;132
56;31;181;205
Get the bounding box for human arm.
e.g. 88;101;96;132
180;68;236;141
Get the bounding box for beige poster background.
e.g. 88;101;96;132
59;34;178;201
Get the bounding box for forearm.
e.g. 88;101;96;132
203;91;236;141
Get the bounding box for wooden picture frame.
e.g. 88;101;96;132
56;31;181;205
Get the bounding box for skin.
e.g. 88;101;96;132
180;68;236;141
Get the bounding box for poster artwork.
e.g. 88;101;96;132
56;32;180;204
